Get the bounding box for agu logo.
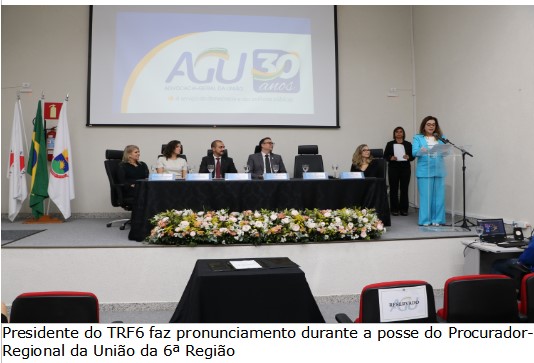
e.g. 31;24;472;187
253;50;301;93
50;150;69;179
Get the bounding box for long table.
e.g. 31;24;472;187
128;178;391;241
169;258;325;323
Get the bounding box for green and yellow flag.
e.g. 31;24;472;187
27;100;49;218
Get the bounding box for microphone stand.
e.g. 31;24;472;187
442;137;474;230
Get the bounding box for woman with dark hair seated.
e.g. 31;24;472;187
156;140;188;179
350;144;381;177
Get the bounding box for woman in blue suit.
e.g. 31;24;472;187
412;116;447;226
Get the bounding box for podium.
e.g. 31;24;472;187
415;143;462;231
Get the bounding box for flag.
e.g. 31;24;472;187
27;100;49;218
7;100;28;221
48;100;75;219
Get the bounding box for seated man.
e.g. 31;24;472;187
199;140;237;178
247;137;287;179
492;236;534;292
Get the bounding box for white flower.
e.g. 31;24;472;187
306;221;316;229
242;225;251;232
190;231;196;237
219;228;228;233
254;221;263;228
254;211;261;218
270;213;278;221
229;216;238;223
291;224;300;232
323;211;331;218
360;230;367;238
281;217;290;224
179;221;190;228
291;209;299;216
197;211;204;216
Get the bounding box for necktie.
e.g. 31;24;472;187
215;158;221;179
264;154;271;174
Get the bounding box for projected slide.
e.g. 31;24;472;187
90;6;338;127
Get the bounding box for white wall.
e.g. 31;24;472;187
1;238;465;304
1;5;413;214
413;6;534;226
2;5;533;227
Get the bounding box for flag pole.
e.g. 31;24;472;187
24;92;62;224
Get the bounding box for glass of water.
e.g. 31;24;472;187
302;164;309;173
331;164;339;178
272;164;279;173
475;225;484;241
244;164;250;173
207;164;214;174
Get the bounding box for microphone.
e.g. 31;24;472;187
433;133;449;144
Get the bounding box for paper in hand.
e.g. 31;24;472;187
393;144;407;161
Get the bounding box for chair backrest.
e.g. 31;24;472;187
104;149;124;207
207;149;228;158
356;280;437;323
519;272;534;322
438;274;519;323
10;291;99;323
370;148;384;158
294;145;324;178
254;145;261;154
373;158;386;178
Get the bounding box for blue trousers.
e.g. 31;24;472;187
417;176;445;225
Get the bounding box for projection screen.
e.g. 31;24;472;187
88;6;338;127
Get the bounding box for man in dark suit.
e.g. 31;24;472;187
199;140;237;178
247;137;287;179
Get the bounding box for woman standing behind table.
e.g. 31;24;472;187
384;127;414;216
156;140;188;179
117;145;149;201
412;116;447;226
350;144;381;177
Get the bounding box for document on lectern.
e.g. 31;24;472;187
229;260;263;270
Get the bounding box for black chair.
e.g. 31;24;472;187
335;280;437;323
207;149;228;158
254;145;261;153
370;148;384;158
10;291;99;323
519;272;534;322
294;145;324;179
372;158;386;179
437;274;519;323
104;149;132;230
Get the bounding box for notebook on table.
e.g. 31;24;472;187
477;218;528;247
477;219;507;243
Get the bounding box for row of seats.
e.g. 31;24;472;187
6;273;533;323
335;273;534;323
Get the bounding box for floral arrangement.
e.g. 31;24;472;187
147;207;385;246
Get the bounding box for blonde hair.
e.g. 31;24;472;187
122;145;139;163
352;144;373;167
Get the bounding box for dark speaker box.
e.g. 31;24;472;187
513;227;524;241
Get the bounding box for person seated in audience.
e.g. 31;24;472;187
350;144;381;177
156;140;188;179
199;140;237;178
492;235;534;292
247;137;287;179
2;302;8;323
117;145;149;200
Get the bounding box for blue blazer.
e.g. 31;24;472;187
412;134;447;178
